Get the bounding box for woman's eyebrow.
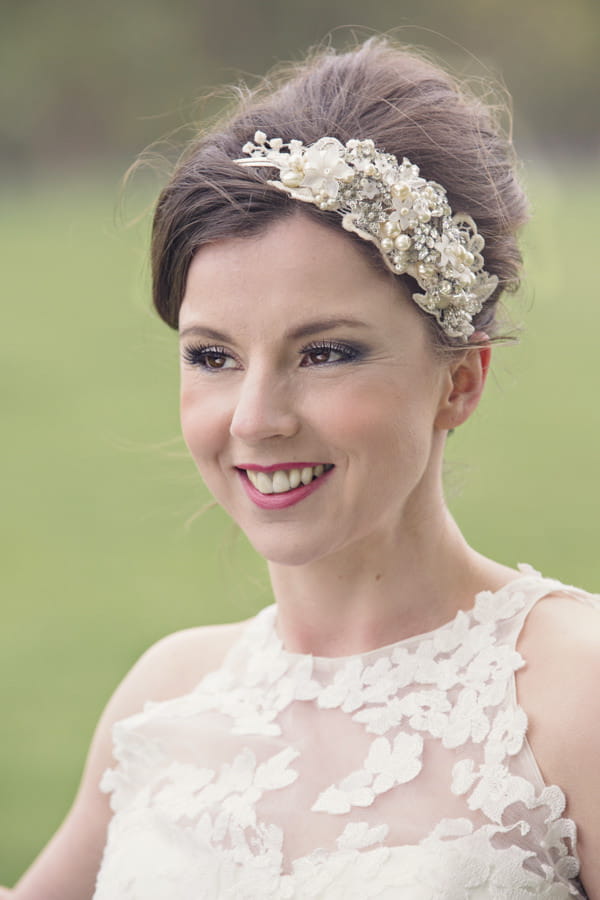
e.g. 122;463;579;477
286;317;369;340
179;325;230;342
179;317;369;343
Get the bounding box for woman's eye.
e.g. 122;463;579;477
182;345;237;370
300;343;357;367
203;354;232;369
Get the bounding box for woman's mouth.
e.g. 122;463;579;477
236;463;334;509
245;463;333;495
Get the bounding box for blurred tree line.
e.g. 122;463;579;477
1;0;598;177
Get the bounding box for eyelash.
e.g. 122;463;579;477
181;339;361;371
299;340;361;366
182;344;234;370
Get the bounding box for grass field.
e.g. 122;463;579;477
1;165;599;884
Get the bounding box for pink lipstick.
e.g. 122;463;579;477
236;465;334;510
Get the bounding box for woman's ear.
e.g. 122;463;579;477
435;336;491;431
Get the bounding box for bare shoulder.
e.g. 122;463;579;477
517;591;600;716
516;590;600;898
517;590;600;767
96;616;253;772
114;617;251;711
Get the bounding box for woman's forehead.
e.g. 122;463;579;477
182;214;400;304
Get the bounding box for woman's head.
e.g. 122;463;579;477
151;37;528;347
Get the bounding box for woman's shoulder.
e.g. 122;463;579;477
85;618;254;807
516;581;600;896
91;617;253;778
117;617;253;711
518;582;600;685
517;582;600;748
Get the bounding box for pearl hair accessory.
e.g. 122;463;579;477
236;132;499;341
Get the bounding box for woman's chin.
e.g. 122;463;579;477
246;533;338;569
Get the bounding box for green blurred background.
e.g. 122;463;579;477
1;0;599;885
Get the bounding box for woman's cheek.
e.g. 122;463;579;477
180;392;225;463
318;381;401;435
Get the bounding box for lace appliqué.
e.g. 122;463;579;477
95;568;593;899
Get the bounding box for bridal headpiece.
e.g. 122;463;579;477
235;132;498;340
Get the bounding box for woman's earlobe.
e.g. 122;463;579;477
435;343;491;430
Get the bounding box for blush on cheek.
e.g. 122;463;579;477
324;386;433;474
319;385;410;432
312;395;377;451
180;405;221;466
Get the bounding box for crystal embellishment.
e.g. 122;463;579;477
236;132;499;341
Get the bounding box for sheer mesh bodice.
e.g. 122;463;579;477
94;567;596;898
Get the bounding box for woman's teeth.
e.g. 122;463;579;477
246;464;331;494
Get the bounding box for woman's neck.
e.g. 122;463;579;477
267;508;517;657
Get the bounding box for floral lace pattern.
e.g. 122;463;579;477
94;567;596;899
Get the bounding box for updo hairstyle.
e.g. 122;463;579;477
151;38;528;347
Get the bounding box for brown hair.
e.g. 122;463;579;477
151;37;528;345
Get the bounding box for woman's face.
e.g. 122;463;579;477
179;214;454;567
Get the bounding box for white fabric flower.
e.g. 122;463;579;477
300;139;353;198
352;696;405;736
336;821;389;851
460;761;538;825
311;777;374;815
317;657;366;712
442;687;490;748
365;732;424;792
473;587;527;624
437;232;464;269
400;689;450;737
485;705;528;764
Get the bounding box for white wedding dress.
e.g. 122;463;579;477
94;566;595;898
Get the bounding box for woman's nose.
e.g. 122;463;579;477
229;370;300;443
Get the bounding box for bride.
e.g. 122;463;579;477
6;37;599;899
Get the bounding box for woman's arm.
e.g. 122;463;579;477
8;621;245;900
